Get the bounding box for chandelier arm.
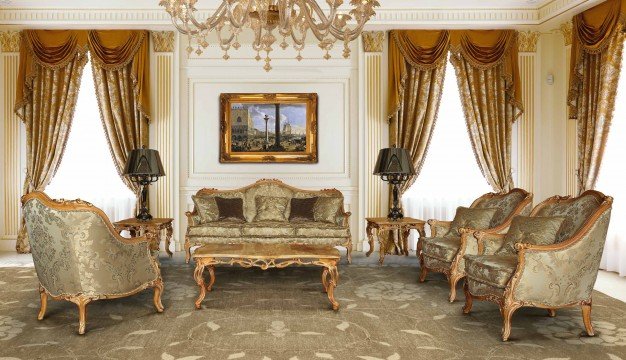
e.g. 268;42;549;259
170;17;192;35
224;1;252;30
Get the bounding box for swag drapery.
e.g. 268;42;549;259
568;0;626;193
388;29;523;194
14;30;150;253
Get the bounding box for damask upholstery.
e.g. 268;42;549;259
22;192;163;335
463;190;613;341
418;188;532;302
253;196;290;222
494;216;565;255
185;179;352;263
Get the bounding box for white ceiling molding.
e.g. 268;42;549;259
0;0;605;29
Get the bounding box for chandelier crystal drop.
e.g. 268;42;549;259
159;0;380;71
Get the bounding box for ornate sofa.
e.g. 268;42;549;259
463;190;613;341
22;192;164;335
185;179;352;263
418;188;532;302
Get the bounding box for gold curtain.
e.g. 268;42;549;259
14;30;89;253
568;0;626;193
88;30;151;194
449;30;523;192
388;30;449;193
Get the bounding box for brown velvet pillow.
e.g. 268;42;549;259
289;197;318;221
215;197;246;222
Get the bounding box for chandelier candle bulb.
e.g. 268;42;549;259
160;0;380;71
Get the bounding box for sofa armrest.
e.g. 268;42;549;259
474;231;506;255
427;219;452;237
340;211;352;227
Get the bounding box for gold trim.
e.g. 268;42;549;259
151;31;175;52
518;31;540;52
0;31;19;52
219;93;318;163
559;21;573;47
362;31;384;53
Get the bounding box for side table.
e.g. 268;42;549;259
113;218;174;257
365;217;426;265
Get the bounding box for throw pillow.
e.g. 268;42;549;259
289;197;318;221
445;206;499;237
495;216;566;255
253;196;290;222
215;197;246;222
313;197;343;223
192;195;219;223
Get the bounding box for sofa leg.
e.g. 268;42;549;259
185;239;191;264
581;303;595;336
547;308;556;317
462;281;473;314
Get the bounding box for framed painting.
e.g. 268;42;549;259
219;93;318;163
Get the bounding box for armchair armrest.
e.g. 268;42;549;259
186;210;200;226
427;220;452;237
474;231;506;255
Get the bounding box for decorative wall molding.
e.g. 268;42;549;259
2;54;20;238
0;31;20;53
517;53;536;193
151;31;174;52
559;21;573;46
518;31;541;53
362;31;384;53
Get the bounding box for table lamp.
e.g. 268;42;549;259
123;147;165;221
373;146;415;220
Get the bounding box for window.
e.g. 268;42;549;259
402;60;491;247
46;57;136;222
597;50;626;276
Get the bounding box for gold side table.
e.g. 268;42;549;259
365;217;426;265
113;218;174;257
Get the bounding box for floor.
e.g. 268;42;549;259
2;250;626;302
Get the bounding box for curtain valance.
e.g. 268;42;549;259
388;29;522;120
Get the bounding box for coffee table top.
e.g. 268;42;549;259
193;243;340;260
365;217;425;225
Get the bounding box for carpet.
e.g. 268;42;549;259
1;253;626;360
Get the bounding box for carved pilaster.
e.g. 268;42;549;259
559;21;573;46
151;31;175;52
362;31;384;53
518;31;540;53
0;31;20;53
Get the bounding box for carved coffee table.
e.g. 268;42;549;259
192;243;341;311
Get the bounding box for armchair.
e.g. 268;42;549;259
418;188;532;302
463;190;613;341
22;192;164;335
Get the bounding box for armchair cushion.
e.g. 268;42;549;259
446;207;498;237
476;191;527;227
421;236;461;262
253;196;289;222
215;197;246;222
495;216;565;255
313;197;343;223
192;195;219;224
535;194;602;242
465;254;518;288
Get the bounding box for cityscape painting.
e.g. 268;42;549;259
219;93;318;163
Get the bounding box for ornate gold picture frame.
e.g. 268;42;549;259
220;93;318;163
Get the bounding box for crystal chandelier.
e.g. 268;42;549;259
159;0;380;71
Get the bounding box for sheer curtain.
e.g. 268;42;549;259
46;57;136;222
597;48;626;276
402;60;492;250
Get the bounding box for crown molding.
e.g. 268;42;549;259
0;1;606;27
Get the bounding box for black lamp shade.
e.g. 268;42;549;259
373;147;415;176
123;148;165;177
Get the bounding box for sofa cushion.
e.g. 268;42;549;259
293;222;349;238
188;221;243;237
289;197;317;221
421;236;461;262
465;254;518;288
192;195;219;223
495;216;565;255
313;197;343;223
241;222;296;237
446;207;498;237
253;196;289;222
187;236;347;247
215;197;246;221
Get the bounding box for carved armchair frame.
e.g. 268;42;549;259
184;179;352;263
22;192;164;335
418;188;533;302
464;190;613;341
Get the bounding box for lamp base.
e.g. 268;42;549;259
136;209;153;221
135;182;153;221
387;207;404;221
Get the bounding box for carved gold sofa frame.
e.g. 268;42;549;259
418;188;533;302
185;179;352;263
22;192;164;335
463;190;613;341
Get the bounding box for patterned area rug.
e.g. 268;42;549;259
1;253;626;360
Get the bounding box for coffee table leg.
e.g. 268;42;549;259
326;264;339;311
165;224;174;258
206;265;216;292
378;230;386;266
194;261;206;309
365;222;375;257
